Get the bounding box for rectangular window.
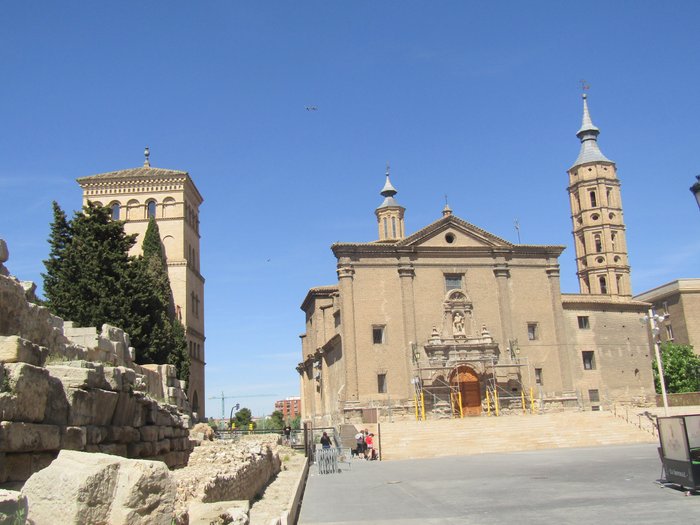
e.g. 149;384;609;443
334;311;341;328
578;316;590;329
662;301;669;316
535;368;543;385
445;275;462;291
527;323;539;341
582;351;596;370
377;373;387;393
666;325;674;341
372;326;385;344
588;389;600;403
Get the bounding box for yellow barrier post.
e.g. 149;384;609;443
486;390;491;416
414;392;419;420
530;387;535;414
521;390;526;414
458;391;464;418
449;392;455;417
494;389;500;417
420;392;425;421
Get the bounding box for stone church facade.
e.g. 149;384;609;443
76;149;206;418
298;96;655;426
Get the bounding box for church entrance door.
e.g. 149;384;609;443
449;366;481;416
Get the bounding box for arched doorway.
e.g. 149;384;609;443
449;365;481;416
191;390;199;416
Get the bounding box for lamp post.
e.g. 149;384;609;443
691;175;700;211
645;309;669;416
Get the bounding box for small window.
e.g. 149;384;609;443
535;368;543;385
334;311;341;328
377;373;387;393
589;190;597;207
578;316;590;329
591;213;599;221
147;200;156;218
599;276;607;294
110;202;120;220
662;301;669;315
582;351;596;370
383;217;388;237
445;233;455;244
616;274;622;294
527;323;538;341
372;326;385;344
666;325;674;341
594;234;602;253
445;275;462;291
391;217;397;238
588;389;600;402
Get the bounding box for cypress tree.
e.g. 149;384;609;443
42;201;73;316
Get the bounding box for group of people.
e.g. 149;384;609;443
354;428;377;460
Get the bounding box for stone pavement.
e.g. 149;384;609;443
298;444;698;524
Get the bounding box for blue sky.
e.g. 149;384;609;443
1;2;699;417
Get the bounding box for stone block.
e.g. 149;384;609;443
67;388;118;426
42;375;69;426
158;425;174;440
98;443;127;457
47;364;101;390
85;425;107;445
0;422;60;453
0;335;45;366
22;450;177;525
0;362;49;422
0;453;5;483
127;441;155;458
3;452;55;482
118;366;136;391
111;391;139;426
154;438;170;455
119;426;141;444
61;426;86;450
103;366;123;391
139;425;158;442
0;489;28;525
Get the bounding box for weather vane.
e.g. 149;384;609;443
580;79;590;94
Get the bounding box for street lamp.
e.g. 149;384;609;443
691;175;700;211
643;310;670;416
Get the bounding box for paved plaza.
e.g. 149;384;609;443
298;444;698;524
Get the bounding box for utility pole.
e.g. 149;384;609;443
645;309;670;416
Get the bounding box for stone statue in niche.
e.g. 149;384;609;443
453;312;465;335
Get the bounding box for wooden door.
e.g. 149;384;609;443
450;366;481;416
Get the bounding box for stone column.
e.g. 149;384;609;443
546;263;574;392
493;261;513;348
337;260;359;402
398;262;417;399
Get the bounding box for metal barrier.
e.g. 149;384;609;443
316;447;339;474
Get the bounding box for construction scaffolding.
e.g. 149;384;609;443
411;354;536;420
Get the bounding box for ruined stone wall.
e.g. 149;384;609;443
0;247;194;483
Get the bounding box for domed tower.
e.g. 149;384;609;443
567;94;631;296
375;164;405;241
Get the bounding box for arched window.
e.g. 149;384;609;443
146;200;156;219
391;217;397;238
162;197;176;218
589;190;597;207
599;276;608;294
383;217;388;237
611;232;617;251
126;199;139;220
616;274;623;295
594;234;602;253
110;202;120;220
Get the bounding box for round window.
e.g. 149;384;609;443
445;233;455;244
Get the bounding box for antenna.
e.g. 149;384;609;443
514;219;521;243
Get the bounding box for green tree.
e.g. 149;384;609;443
290;415;302;430
269;410;285;430
42;201;73;316
653;343;700;394
234;407;255;429
43;201;136;329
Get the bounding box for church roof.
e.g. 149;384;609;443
571;94;613;169
300;285;339;311
332;213;565;255
561;293;649;310
77;166;189;183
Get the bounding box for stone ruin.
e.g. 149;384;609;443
0;238;195;485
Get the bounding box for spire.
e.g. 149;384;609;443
377;163;401;209
143;146;151;167
572;94;612;167
442;194;452;216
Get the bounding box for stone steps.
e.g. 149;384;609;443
378;411;656;460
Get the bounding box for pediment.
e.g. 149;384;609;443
398;215;513;249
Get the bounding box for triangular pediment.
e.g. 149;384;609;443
397;215;513;249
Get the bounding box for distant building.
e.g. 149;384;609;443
635;279;700;350
76;149;206;418
298;95;657;426
275;397;301;420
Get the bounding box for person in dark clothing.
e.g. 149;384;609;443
320;431;332;449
